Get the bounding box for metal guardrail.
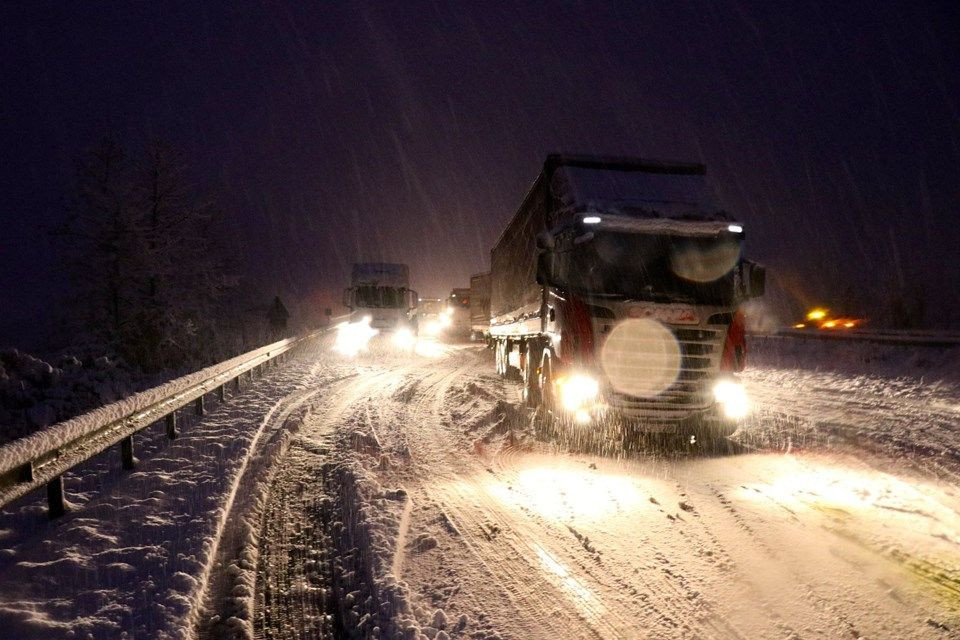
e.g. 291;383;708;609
752;329;960;348
0;331;323;518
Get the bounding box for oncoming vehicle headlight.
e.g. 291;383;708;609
713;379;750;420
333;317;379;357
556;374;599;412
392;327;415;350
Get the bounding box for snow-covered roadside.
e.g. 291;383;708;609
749;334;960;386
0;347;141;446
0;338;333;639
739;335;960;482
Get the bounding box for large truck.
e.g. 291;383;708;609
469;272;492;341
343;263;418;332
489;154;765;440
414;297;445;335
445;288;472;339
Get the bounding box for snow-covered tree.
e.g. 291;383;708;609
56;137;236;372
58;137;147;350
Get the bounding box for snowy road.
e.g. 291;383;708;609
225;338;960;640
1;336;958;639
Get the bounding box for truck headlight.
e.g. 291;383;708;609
333;317;378;357
392;327;415;350
557;374;599;412
713;379;749;420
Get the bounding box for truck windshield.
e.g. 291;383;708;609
354;285;405;308
554;230;743;305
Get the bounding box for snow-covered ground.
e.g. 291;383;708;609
0;338;343;639
231;335;959;639
1;334;958;639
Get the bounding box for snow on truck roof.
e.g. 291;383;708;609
351;262;409;286
586;213;743;237
492;155;729;251
550;164;713;212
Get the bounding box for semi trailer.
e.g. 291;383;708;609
469;272;492;341
488;154;765;440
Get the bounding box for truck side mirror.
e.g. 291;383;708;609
343;288;353;309
408;290;419;309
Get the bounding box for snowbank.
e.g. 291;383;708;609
0;337;299;481
0;348;138;446
748;334;960;386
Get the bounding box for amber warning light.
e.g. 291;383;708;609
792;308;865;331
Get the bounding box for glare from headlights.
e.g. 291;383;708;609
333;317;379;357
392;327;415;350
713;379;750;419
557;374;599;412
439;314;452;327
423;320;442;335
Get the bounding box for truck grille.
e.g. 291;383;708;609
606;326;723;415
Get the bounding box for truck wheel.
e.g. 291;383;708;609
523;342;543;407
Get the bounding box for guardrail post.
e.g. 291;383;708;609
195;395;205;416
47;476;66;518
234;376;241;392
166;412;178;439
121;436;136;470
16;462;33;483
218;384;226;402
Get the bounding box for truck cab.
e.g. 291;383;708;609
344;263;418;333
489;155;765;439
445;288;472;339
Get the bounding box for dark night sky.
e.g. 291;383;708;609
1;1;958;348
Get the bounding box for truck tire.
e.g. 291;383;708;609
523;341;543;407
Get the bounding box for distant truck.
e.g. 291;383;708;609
414;297;444;335
469;272;491;341
488;154;765;440
344;263;418;332
445;288;472;339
